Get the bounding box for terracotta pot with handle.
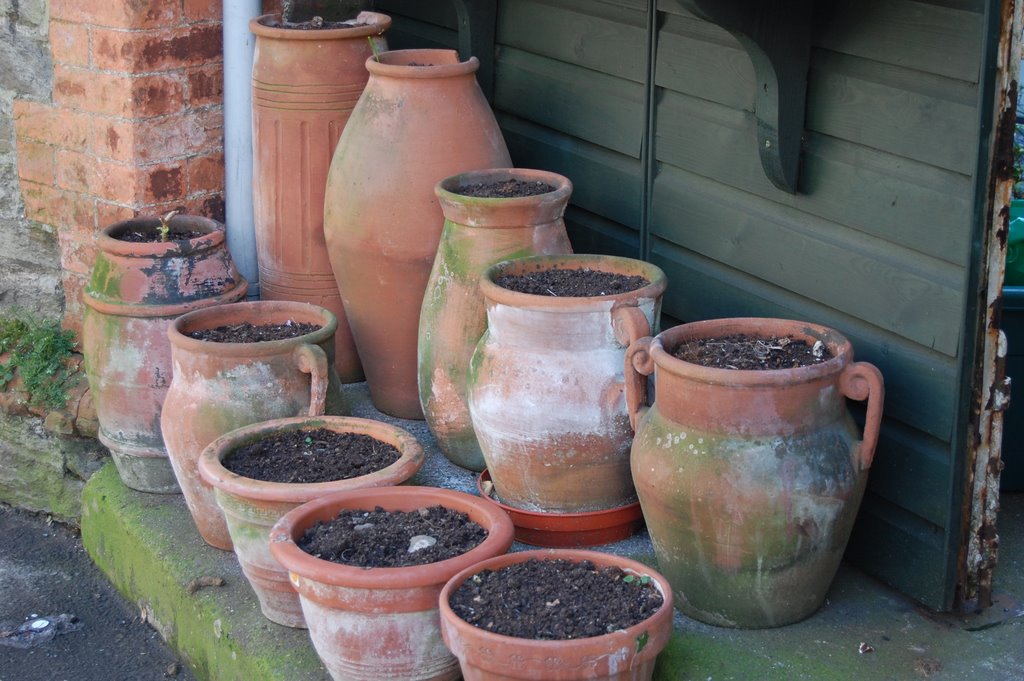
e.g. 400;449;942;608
625;317;885;628
161;301;346;550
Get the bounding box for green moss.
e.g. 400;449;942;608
0;313;77;410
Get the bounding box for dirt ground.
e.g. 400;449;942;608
0;504;194;681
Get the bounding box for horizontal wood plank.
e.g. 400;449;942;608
383;18;458;51
564;205;641;258
372;0;458;28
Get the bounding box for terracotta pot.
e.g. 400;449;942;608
198;415;424;627
323;48;512;419
161;301;347;550
269;486;515;681
477;470;644;548
625;318;885;628
466;254;667;513
82;215;247;493
419;168;573;471
251;12;391;383
438;549;674;681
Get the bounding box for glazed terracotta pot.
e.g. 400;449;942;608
82;215;247;493
438;549;674;681
161;301;346;550
269;486;515;681
198;415;424;627
419;168;573;471
323;48;512;419
466;254;666;513
251;12;392;383
625;318;885;628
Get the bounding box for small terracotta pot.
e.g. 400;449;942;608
82;215;247;493
323;48;512;419
477;470;644;547
419;168;573;471
161;301;347;550
467;254;667;513
269;486;515;681
626;318;885;628
438;549;674;681
198;415;424;627
250;11;392;383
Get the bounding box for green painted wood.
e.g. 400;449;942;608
651;164;965;357
654;89;974;265
383;18;457;51
647;236;960;442
494;47;646;158
656;13;754;110
564;205;641;258
372;0;457;27
869;426;955;529
452;0;498;99
497;0;648;83
807;50;978;176
814;0;984;83
499;113;643;229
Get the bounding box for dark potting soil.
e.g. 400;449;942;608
453;179;556;198
496;268;649;297
221;428;401;484
298;506;487;568
114;229;205;243
186;321;321;343
260;16;367;30
672;333;833;370
448;558;664;640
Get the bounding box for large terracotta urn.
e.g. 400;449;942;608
626;318;885;628
82;215;247;493
161;301;346;550
251;11;391;383
467;254;667;514
419;169;573;471
323;48;511;419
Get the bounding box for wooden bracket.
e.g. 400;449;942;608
452;0;498;102
675;0;813;193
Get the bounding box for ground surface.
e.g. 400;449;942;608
0;504;195;681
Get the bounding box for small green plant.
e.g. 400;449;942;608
368;36;382;62
0;314;77;410
157;210;178;242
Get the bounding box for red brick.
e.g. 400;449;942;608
91;158;142;204
50;21;91;67
187;151;224;194
95;200;136;229
186;64;223;107
16;103;93;152
94;109;222;163
92;24;223;73
51;0;180;30
61;271;88;336
184;0;222;22
55;66;186;118
58;223;99;275
263;0;284;15
185;193;225;223
19;181;68;227
143;163;186;203
15;139;56;186
56;149;94;194
13;100;58;143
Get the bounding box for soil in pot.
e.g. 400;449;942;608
113;227;206;242
186;321;322;343
496;268;649;297
453;179;555;198
260;16;368;29
222;428;401;483
298;506;487;567
672;333;834;370
448;558;664;639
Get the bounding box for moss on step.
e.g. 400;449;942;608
81;463;327;681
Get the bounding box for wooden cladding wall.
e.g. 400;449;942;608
371;0;988;610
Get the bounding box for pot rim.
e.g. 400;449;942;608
97;215;225;259
438;548;674;652
198;415;425;503
480;254;668;309
168;300;338;357
434;168;573;229
649;317;854;386
269;486;516;589
249;11;391;40
365;48;479;79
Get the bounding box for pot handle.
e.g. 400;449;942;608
839;361;885;470
294;343;328;417
613;306;655;432
624;336;655;432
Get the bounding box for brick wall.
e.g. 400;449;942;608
12;0;229;333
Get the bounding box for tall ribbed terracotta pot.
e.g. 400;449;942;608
419;169;573;471
269;486;516;681
161;301;347;550
198;415;424;628
323;48;511;419
625;318;885;628
251;12;391;384
467;254;667;514
82;215;247;494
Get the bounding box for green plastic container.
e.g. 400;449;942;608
1002;285;1024;491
